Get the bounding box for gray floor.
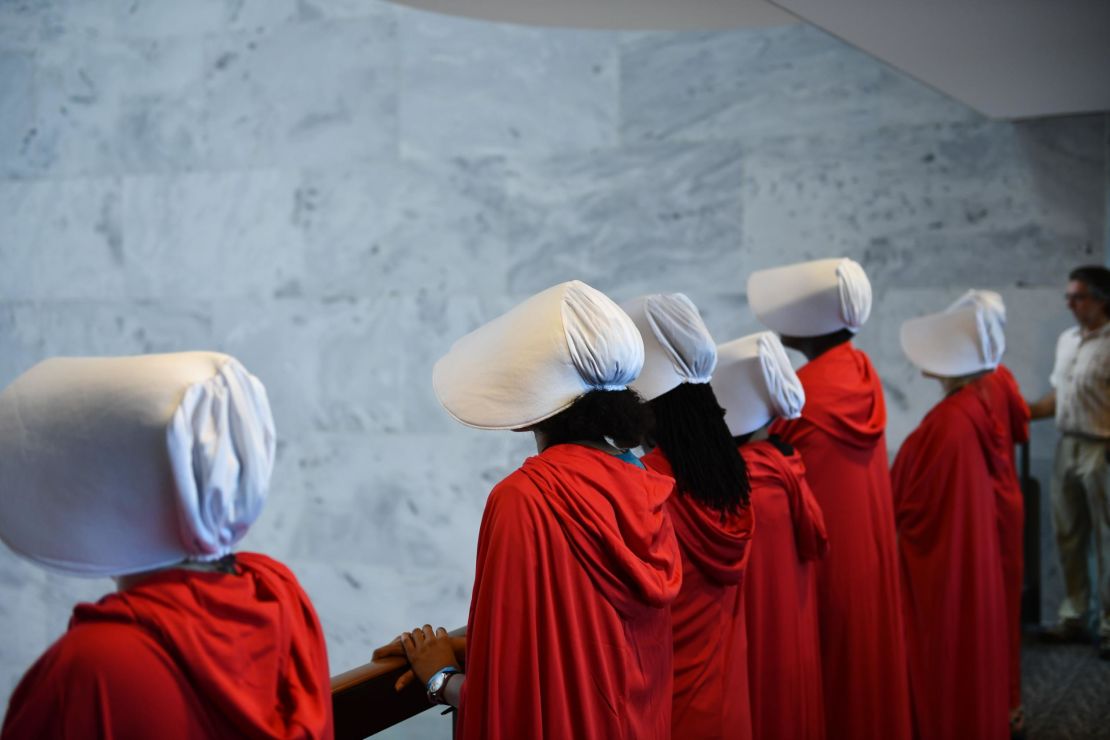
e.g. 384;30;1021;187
1023;635;1110;739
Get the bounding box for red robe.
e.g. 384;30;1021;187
741;440;829;740
892;385;1010;740
770;342;912;740
2;553;333;740
457;444;682;740
976;365;1030;711
640;447;755;740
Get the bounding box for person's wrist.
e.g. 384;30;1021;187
425;666;460;705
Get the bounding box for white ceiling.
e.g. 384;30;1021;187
387;0;1110;119
771;0;1110;119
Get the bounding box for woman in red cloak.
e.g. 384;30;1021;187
894;302;1012;740
622;292;756;740
0;353;333;740
382;281;682;740
749;257;912;740
714;330;829;740
947;290;1031;734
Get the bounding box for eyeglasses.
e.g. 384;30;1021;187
1065;291;1090;303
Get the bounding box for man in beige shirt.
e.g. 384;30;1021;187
1029;265;1110;659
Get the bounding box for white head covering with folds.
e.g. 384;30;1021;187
712;331;806;436
0;352;276;577
621;293;717;402
946;289;1006;366
433;280;644;430
901;302;1005;377
747;257;873;337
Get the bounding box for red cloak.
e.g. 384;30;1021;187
770;342;912;740
740;439;828;740
892;385;1010;740
2;553;333;740
976;365;1030;711
457;444;682;740
640;447;755;740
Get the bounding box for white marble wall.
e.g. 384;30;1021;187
0;2;1105;735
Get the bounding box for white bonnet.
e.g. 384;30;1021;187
748;257;873;337
712;331;806;436
0;352;275;577
946;289;1006;367
901;302;1005;377
622;293;717;402
433;280;644;430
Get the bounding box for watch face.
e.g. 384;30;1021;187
429;672;447;693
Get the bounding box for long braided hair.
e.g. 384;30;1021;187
650;382;750;514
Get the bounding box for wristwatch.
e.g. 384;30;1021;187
426;666;460;705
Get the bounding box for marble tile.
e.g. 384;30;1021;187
0;51;35;175
0;0;296;43
620;25;980;145
120;169;305;299
26;33;207;177
211;296;408;436
502;141;746;302
202;15;397;168
0;176;126;299
398;7;618;157
294;157;511;300
740;119;1105;288
0;551;111;696
106;0;298;37
0;1;70;46
0;300;214;388
296;0;397;22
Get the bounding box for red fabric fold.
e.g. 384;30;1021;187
641;448;755;740
643;448;753;586
457;443;681;740
975;365;1030;711
770;343;912;740
892;386;1010;740
2;553;333;740
741;440;828;740
774;342;886;450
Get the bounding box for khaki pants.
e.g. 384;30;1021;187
1052;434;1110;638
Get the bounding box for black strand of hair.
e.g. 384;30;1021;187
651;382;750;514
534;388;654;451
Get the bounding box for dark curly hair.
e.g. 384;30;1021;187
650;382;750;514
531;388;653;451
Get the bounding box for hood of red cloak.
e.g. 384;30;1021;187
70;552;332;740
952;382;1014;488
779;342;886;449
639;447;754;586
741;440;829;562
985;364;1031;446
519;444;682;615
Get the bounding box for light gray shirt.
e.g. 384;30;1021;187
1051;322;1110;439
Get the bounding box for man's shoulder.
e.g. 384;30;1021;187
1057;325;1081;346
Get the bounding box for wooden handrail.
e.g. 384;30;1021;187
331;627;466;740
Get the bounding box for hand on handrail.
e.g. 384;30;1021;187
372;629;467;692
